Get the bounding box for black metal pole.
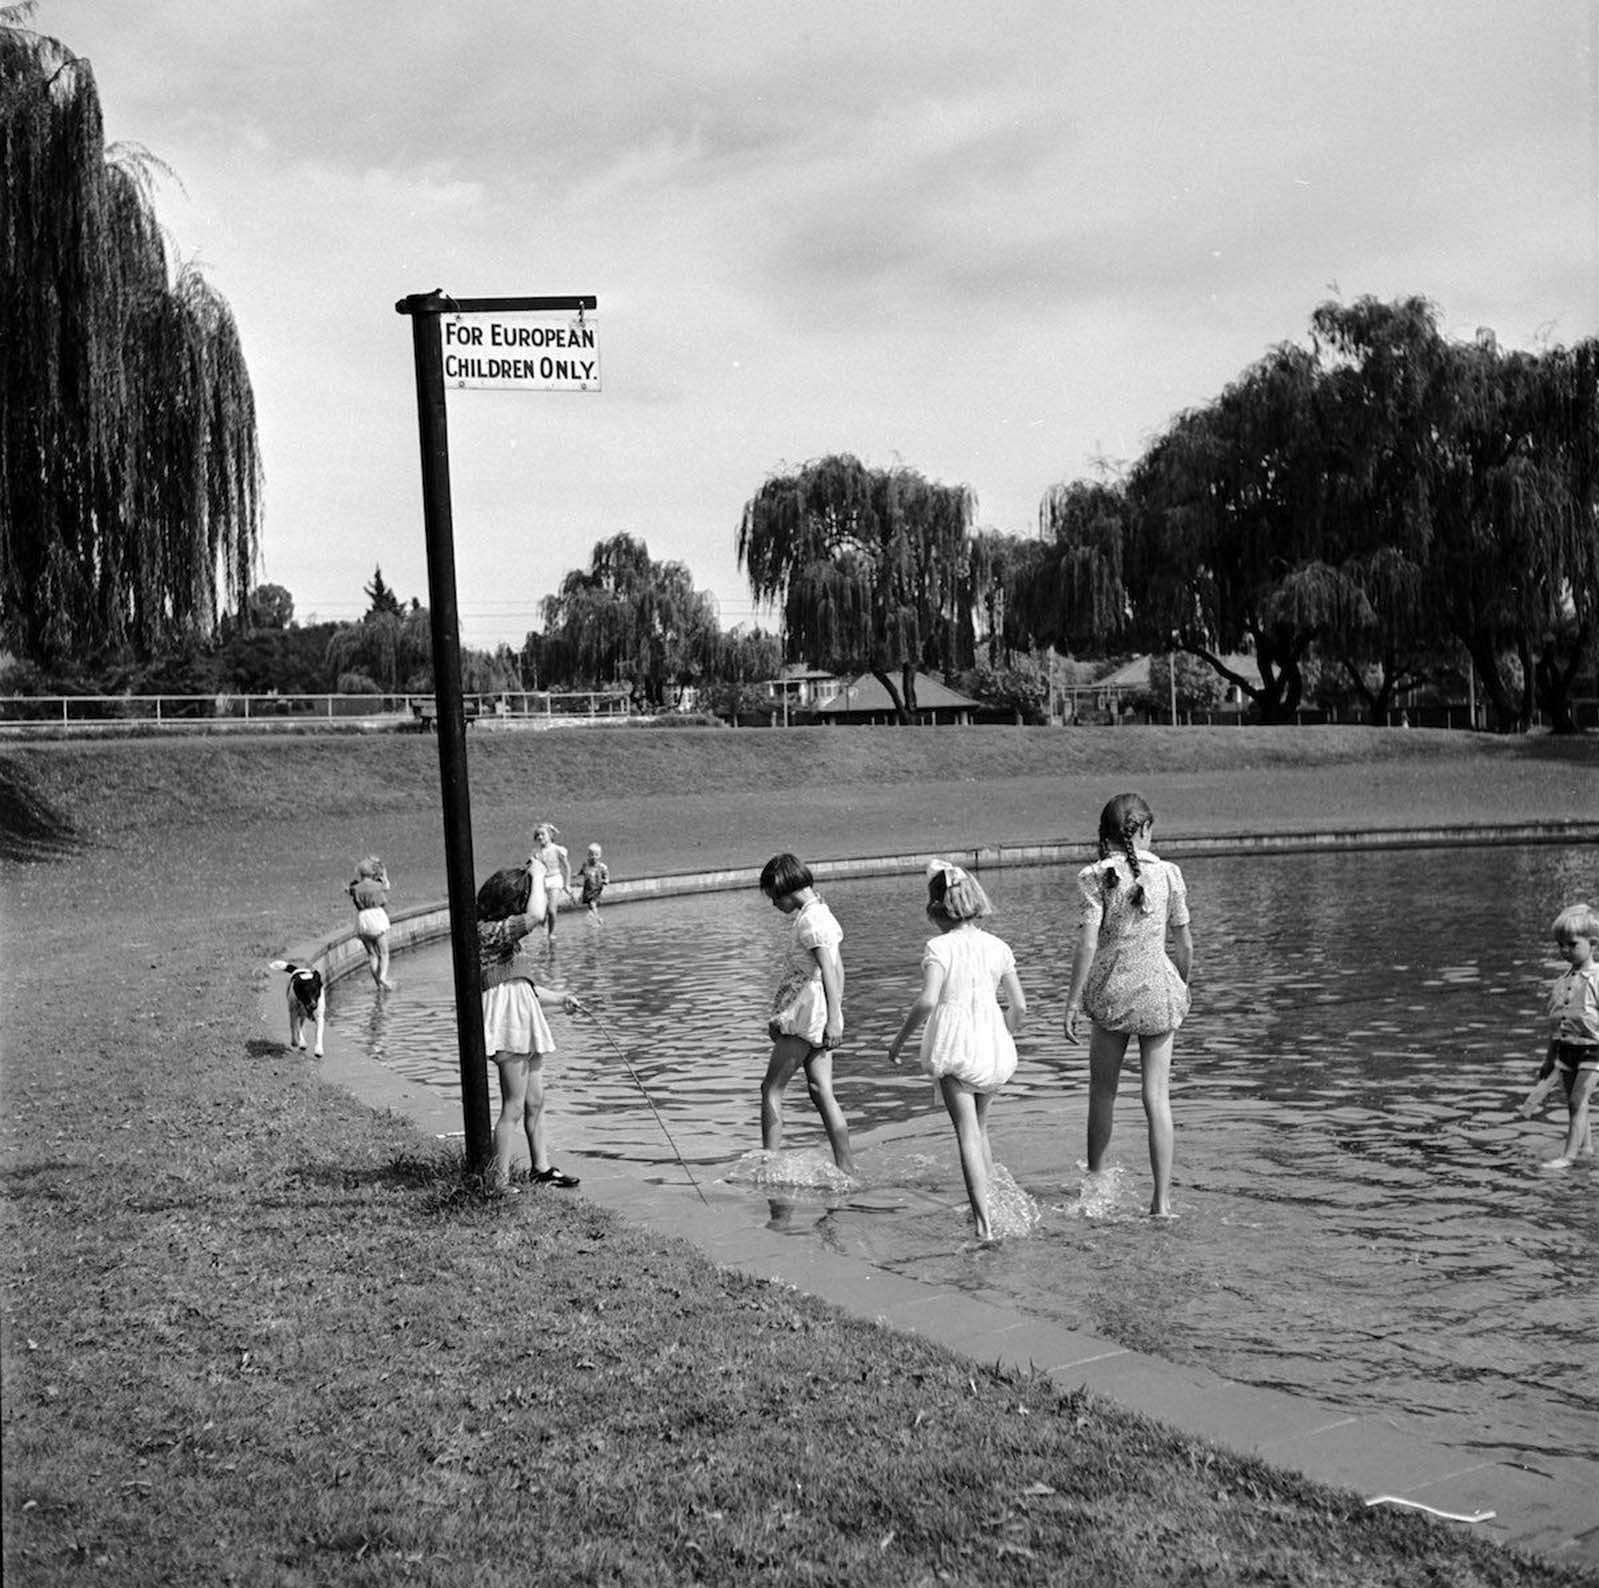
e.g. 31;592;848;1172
396;290;491;1172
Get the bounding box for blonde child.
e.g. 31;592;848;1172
347;855;396;990
758;852;855;1175
577;843;610;916
1063;793;1193;1218
527;823;571;943
887;861;1026;1242
1522;902;1599;1168
476;862;580;1192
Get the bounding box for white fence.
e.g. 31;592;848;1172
0;690;635;735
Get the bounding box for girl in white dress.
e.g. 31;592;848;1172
888;861;1027;1241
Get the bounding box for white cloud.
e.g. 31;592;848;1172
38;0;1599;647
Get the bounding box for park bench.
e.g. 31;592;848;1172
407;698;480;732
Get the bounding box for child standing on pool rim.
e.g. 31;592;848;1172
758;852;855;1175
1523;902;1599;1169
888;860;1027;1242
1063;793;1193;1218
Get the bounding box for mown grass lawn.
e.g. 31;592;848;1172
2;728;1594;1586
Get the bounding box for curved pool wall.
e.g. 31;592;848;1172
279;819;1599;996
268;817;1599;1566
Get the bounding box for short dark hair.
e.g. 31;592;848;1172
477;865;532;922
759;852;813;898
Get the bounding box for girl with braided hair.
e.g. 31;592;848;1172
1062;793;1193;1216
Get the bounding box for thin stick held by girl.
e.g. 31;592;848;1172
1063;793;1193;1217
887;861;1027;1241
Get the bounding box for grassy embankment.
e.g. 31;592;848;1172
2;728;1595;1586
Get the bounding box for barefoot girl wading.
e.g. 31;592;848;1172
1063;793;1193;1218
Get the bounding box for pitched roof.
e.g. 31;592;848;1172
815;671;981;713
1095;653;1263;689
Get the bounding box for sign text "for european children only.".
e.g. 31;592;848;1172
442;312;600;391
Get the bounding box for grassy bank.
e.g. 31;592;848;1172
6;723;1595;847
3;729;1595;1585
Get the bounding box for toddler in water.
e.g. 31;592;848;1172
887;861;1026;1242
347;856;395;990
1063;793;1193;1218
1521;902;1598;1168
576;843;610;916
757;853;855;1175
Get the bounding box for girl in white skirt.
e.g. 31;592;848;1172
888;861;1027;1241
477;863;579;1192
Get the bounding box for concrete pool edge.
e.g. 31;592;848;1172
265;816;1599;1568
281;817;1599;993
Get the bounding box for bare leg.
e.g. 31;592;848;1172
941;1079;992;1239
492;1055;531;1186
1137;1031;1176;1216
1551;1069;1597;1166
376;934;395;991
523;1056;549;1173
975;1089;995;1182
803;1049;856;1175
760;1036;809;1151
1087;1026;1130;1171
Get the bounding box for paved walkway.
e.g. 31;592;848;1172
290;817;1599;1572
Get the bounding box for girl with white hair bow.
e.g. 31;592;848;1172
887;859;1027;1241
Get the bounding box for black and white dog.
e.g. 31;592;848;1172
270;959;325;1057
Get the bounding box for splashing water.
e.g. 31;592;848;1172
986;1164;1042;1239
726;1147;857;1192
1064;1163;1135;1221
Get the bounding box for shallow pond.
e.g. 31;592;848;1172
326;844;1598;1464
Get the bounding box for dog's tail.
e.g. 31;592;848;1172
271;959;306;975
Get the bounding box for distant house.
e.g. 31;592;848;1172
765;665;845;718
813;671;982;726
1097;652;1261;702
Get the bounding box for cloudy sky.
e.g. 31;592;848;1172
49;1;1599;649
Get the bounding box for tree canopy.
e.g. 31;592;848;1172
0;13;263;667
737;454;979;720
530;532;720;709
1013;297;1598;729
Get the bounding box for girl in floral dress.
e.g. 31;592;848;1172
1063;793;1193;1217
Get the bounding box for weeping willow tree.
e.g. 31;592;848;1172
0;10;262;667
536;532;720;708
736;454;976;721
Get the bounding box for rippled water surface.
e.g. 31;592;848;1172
326;844;1599;1462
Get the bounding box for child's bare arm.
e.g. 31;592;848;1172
1063;923;1099;1041
1170;923;1193;983
816;944;845;1047
1001;968;1027;1035
888;964;943;1063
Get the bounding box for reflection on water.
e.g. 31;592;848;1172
325;844;1599;1462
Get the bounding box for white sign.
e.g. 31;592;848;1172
442;312;600;392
